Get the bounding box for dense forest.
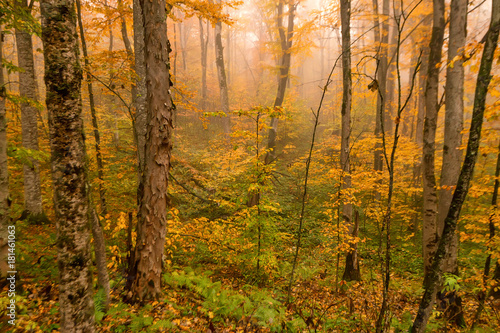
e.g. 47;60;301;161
0;0;500;331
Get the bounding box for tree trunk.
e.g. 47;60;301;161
214;0;231;135
422;0;445;275
265;0;295;165
199;18;208;110
133;0;147;177
411;1;500;330
0;29;11;279
76;0;107;216
436;0;468;326
438;0;467;274
15;0;43;219
76;0;110;311
40;0;96;330
90;208;110;310
373;0;389;173
340;0;360;282
127;0;174;303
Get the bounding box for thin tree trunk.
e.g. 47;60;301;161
422;0;445;275
199;17;208;110
0;29;11;279
373;0;389;173
40;0;96;330
473;140;500;327
265;0;295;165
127;0;174;302
15;0;43;219
214;0;231;134
90;208;110;310
76;0;110;311
340;0;360;282
76;0;107;216
133;0;147;177
411;1;500;330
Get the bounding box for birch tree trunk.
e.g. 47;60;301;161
40;0;95;330
411;2;500;330
438;0;467;275
127;0;174;302
15;0;43;219
214;0;231;135
0;29;11;279
340;0;360;282
422;0;445;275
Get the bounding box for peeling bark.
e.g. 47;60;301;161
127;0;173;303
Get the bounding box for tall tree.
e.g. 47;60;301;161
127;0;174;302
265;0;295;165
76;0;110;310
15;0;43;219
373;0;389;173
438;0;467;274
214;0;231;134
422;0;445;275
40;0;95;330
340;0;360;282
76;0;106;215
411;0;500;330
133;0;147;176
0;28;10;279
199;17;208;111
436;0;468;326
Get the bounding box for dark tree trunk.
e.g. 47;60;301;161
40;0;96;330
411;1;500;330
127;0;174;303
340;0;360;282
214;0;231;134
76;0;107;216
199;18;208;110
265;0;295;165
133;0;147;178
422;0;445;275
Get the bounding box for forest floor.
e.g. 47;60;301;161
0;220;498;332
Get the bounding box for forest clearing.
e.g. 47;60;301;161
0;0;500;332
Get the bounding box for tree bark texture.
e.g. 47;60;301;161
340;0;359;282
40;0;96;331
0;30;11;279
214;0;231;135
422;0;445;275
15;0;43;217
437;0;467;275
411;0;500;330
127;0;173;302
265;0;295;165
90;208;110;310
133;0;147;177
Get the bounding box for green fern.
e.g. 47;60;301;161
94;288;106;322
